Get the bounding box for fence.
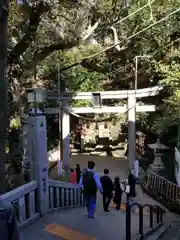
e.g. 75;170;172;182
145;172;180;205
0;180;84;229
0;181;39;228
126;203;163;240
48;180;84;209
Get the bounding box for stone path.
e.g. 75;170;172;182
49;155;129;180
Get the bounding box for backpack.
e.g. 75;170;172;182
82;170;97;195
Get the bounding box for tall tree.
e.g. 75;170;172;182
0;0;9;194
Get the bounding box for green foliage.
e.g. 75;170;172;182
152;57;180;144
10;117;21;129
6;0;180;189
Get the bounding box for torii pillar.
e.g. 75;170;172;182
127;93;136;172
59;101;70;171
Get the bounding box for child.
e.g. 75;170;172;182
69;168;77;184
113;177;123;210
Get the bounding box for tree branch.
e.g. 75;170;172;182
8;1;49;65
81;59;108;73
22;40;79;74
33;40;79;64
82;20;100;41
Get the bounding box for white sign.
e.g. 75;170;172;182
133;160;139;178
175;148;180;186
58;160;63;176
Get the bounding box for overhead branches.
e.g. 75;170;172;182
30;40;79;67
8;0;50;65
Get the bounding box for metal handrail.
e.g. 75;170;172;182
146;172;180;205
126;202;163;240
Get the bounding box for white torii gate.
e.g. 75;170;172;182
24;86;161;212
44;86;162;171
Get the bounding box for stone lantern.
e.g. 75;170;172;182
148;138;169;172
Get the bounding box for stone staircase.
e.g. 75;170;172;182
145;217;180;240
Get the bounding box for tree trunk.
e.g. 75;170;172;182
0;1;9;194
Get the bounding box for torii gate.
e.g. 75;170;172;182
26;86;162;181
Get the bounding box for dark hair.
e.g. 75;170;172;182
114;176;120;186
76;164;80;168
70;168;74;172
88;161;95;169
104;169;109;174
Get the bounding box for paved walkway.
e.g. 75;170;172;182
21;185;171;240
49;155;129;180
21;156;175;239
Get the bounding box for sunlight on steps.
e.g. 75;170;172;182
45;223;96;240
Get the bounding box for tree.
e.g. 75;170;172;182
6;0;180;188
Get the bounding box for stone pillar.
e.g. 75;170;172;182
127;93;136;171
27;113;49;215
62;109;70;170
80;135;85;152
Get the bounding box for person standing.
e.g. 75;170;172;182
75;164;82;183
69;168;77;184
113;177;123;210
100;169;113;212
127;172;136;206
79;161;103;219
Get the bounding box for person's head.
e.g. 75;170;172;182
104;168;109;175
114;176;120;186
70;168;74;172
88;161;95;170
76;164;80;168
128;168;133;175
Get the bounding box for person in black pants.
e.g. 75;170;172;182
113;177;123;210
75;164;82;183
127;172;136;206
100;169;113;212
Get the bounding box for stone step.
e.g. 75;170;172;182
158;226;180;240
144;226;169;240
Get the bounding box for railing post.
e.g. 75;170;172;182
149;206;153;228
27;113;49;216
156;207;160;224
139;206;143;236
160;208;163;224
126;203;131;240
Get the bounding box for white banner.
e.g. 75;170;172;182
133;160;139;178
58;160;63;176
175;147;180;186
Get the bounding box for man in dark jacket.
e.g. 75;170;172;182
79;161;103;219
100;169;113;212
0;199;20;240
